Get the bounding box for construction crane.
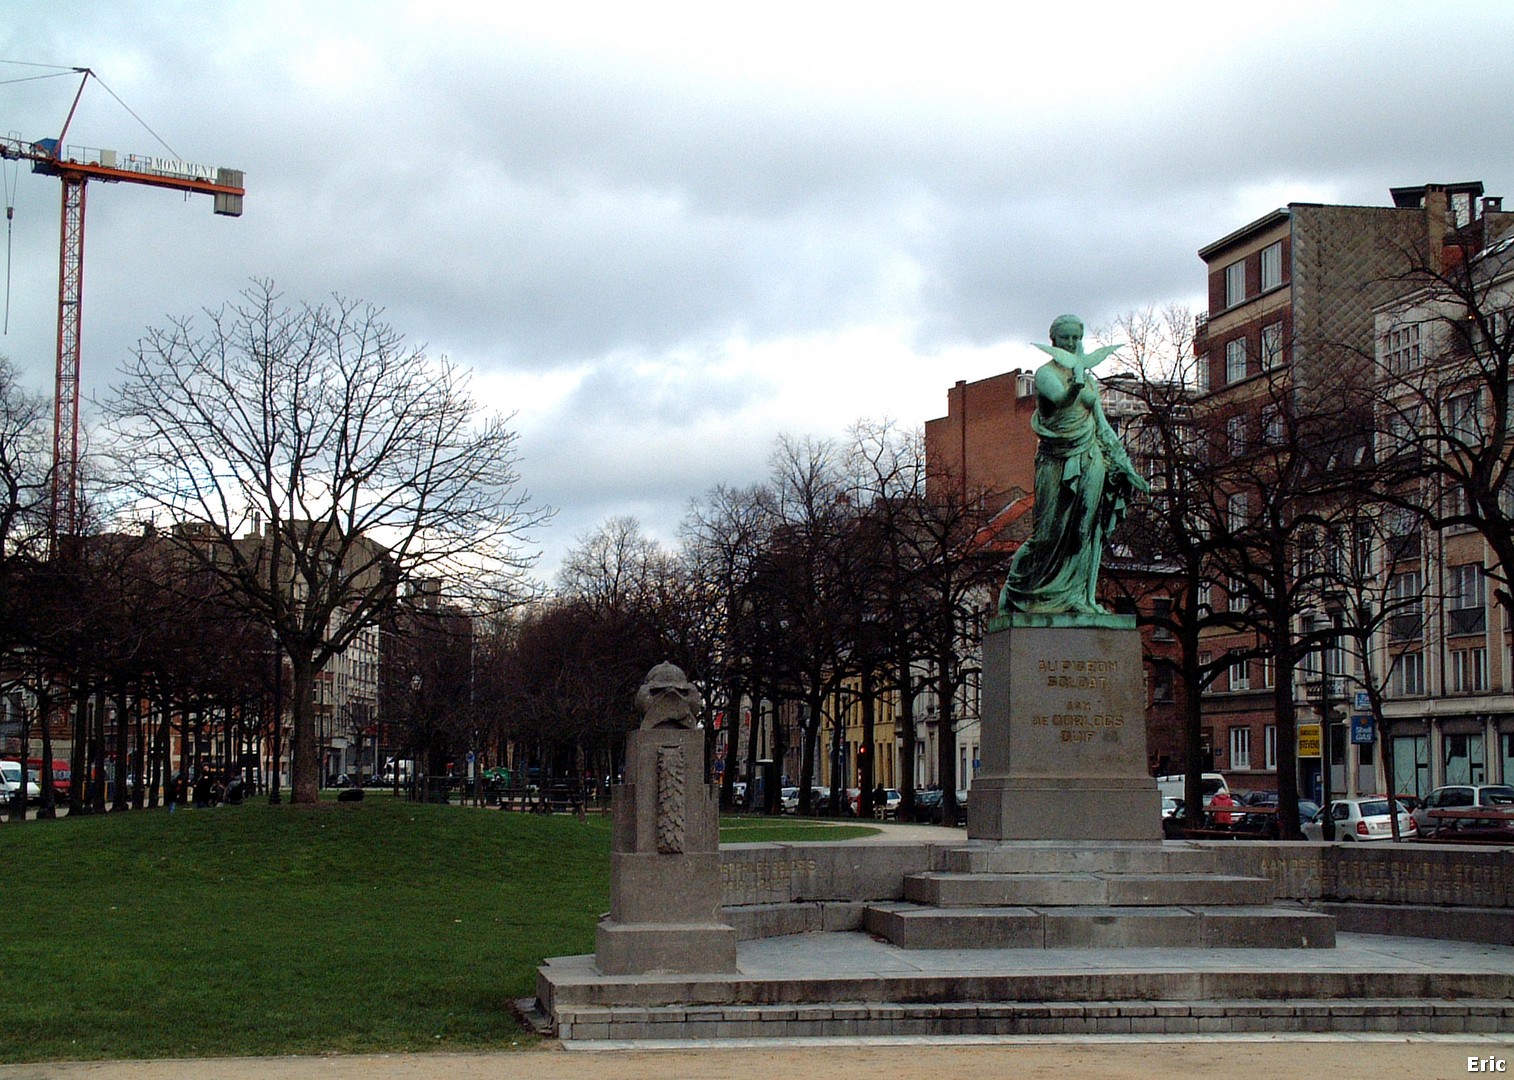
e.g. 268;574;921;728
0;67;244;543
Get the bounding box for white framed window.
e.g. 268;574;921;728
1260;404;1284;445
1225;337;1248;382
1228;577;1246;613
1260;655;1275;688
1196;580;1212;612
1264;725;1278;770
1227;414;1247;456
1230;726;1252;770
1224;260;1246;307
1227;492;1249;532
1393;651;1424;697
1229;654;1250;690
1451;647;1488;693
1260;321;1283;371
1260;242;1283;292
1383;321;1422;375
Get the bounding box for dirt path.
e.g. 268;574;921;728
3;1039;1509;1080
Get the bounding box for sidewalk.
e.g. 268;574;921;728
4;1037;1512;1080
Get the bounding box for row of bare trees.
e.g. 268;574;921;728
2;280;548;811
472;422;1002;821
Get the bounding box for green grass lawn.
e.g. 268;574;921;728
0;800;874;1062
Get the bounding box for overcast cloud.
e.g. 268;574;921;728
5;1;1514;581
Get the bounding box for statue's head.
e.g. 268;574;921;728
635;661;704;730
1049;313;1084;352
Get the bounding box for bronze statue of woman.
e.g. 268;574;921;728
998;314;1150;616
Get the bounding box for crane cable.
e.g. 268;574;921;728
3;152;15;335
0;60;82;335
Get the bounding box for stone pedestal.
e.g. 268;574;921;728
967;617;1160;841
595;727;737;975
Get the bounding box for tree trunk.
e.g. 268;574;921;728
113;685;131;813
90;687;108;813
290;657;320;805
36;682;57;820
67;683;86;816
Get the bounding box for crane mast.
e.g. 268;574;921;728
1;69;245;542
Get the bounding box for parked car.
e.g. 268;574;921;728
1411;785;1514;836
779;786;799;814
1303;796;1418;842
1155;772;1229;808
0;760;41;804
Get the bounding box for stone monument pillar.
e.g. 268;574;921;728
968;613;1160;841
595;662;737;975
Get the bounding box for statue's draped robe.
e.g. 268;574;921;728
999;364;1137;615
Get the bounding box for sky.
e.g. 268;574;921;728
4;1;1514;584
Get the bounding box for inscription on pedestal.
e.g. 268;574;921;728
970;624;1159;841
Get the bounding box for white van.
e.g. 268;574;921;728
0;760;41;804
1155;772;1229;807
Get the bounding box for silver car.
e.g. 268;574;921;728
1303;797;1418;842
1412;785;1514;837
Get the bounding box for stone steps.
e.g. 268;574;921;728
903;871;1272;908
939;843;1220;875
547;996;1514;1042
864;902;1334;949
863;842;1326;952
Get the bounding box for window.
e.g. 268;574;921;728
1260;242;1283;291
1258;321;1283;372
1260;404;1284;445
1443;732;1486;785
1224;260;1246;307
1227;414;1247;456
1152;667;1174;703
1229;654;1250;691
1227;492;1249;532
1264;725;1279;771
1383;321;1422;375
1151;597;1173;640
1260;655;1275;688
1230;726;1252;769
1228;576;1247;613
1393;734;1431;798
1387;506;1421;559
1451;647;1488;693
1196;580;1211;611
1388;571;1423;641
1393;651;1424;696
1449;564;1486;635
1225;337;1248;382
1446;391;1481;441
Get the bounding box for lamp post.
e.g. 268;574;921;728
408;673;422;802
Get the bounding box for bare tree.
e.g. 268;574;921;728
100;281;547;805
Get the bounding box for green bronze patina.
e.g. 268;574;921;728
997;314;1150;625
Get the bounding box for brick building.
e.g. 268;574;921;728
1192;181;1514;799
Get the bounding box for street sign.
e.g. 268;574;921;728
1354;691;1371;711
1297;723;1321;758
465;750;476;764
1350;715;1375;745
